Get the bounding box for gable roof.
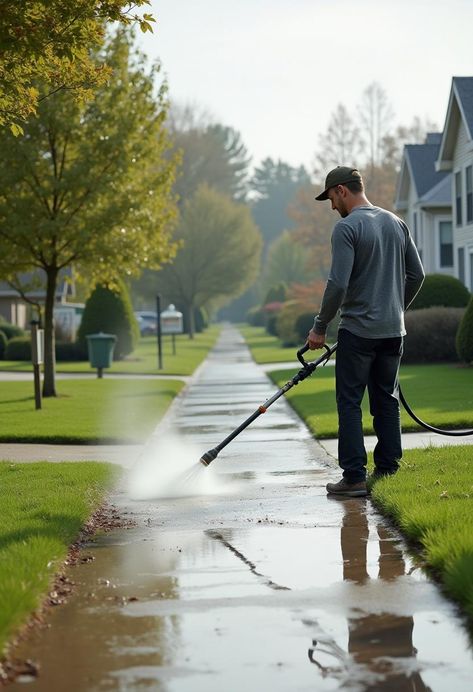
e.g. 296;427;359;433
395;133;450;210
437;77;473;170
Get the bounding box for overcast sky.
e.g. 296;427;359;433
136;0;473;172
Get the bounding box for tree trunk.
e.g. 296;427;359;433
42;267;59;397
187;302;195;340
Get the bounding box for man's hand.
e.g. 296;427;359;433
307;329;326;350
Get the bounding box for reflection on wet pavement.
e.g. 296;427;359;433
9;325;473;692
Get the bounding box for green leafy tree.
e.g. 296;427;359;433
0;0;155;134
77;280;139;359
156;185;262;337
168;104;251;202
0;31;178;396
250;158;310;251
262;231;311;294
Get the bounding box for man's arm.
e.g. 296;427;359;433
404;233;425;308
308;223;355;348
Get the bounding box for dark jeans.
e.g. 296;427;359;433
335;328;403;483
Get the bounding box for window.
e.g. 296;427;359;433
439;221;453;267
455;171;462;225
466;166;473;223
413;212;418;245
458;247;465;284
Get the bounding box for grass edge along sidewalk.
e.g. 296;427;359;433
371;446;473;626
0;461;119;660
0;379;184;444
0;325;222;376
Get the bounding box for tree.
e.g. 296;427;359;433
250;158;311;251
262;231;311;294
357;82;394;173
155;185;262;337
288;184;334;281
168;104;251;202
314;104;361;176
0;31;179;396
0;1;155;134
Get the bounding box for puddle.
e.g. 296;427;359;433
8;326;473;691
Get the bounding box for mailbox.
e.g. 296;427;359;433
161;304;183;335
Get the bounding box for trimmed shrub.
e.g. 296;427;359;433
276;301;313;347
456;296;473;364
77;281;139;360
410;274;470;310
246;306;265;327
0;322;25;339
266;315;279;336
403;307;464;363
195;306;208;333
0;330;7;359
5;336;31;361
264;282;287;305
56;342;87;362
295;312;316;342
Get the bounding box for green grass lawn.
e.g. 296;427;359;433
268;363;473;438
238;325;306;363
0;461;118;655
371;446;473;623
0;379;184;443
0;325;221;376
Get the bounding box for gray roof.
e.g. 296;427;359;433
454;76;473;139
419;172;452;207
405;137;450;198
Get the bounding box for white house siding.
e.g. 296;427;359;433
452;119;473;289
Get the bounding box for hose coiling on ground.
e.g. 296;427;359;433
399;386;473;437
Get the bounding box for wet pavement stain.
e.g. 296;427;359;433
8;325;473;691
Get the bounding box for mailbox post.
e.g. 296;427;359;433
161;304;184;355
30;320;44;410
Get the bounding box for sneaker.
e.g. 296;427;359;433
326;478;368;497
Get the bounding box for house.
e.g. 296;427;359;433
394;133;453;276
436;76;473;291
0;270;75;330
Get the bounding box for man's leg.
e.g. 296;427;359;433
335;329;375;483
367;337;403;476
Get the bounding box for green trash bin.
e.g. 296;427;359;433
86;332;117;378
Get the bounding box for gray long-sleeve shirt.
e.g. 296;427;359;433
313;205;425;338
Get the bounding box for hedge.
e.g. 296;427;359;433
5;336;31;360
0;322;25;340
456;296;473;364
0;331;7;360
403;307;464;363
410;274;470;310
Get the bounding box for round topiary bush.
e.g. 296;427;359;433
77;281;139;360
5;336;31;361
295;312;316;342
246;306;265;327
410;274;470;310
264;282;287;305
456;296;473;364
403;307;465;363
0;322;25;339
0;330;7;359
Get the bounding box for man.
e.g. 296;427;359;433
308;166;424;497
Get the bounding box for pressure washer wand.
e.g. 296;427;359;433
199;342;338;467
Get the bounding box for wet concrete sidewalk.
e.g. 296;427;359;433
10;325;473;691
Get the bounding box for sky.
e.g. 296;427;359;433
136;0;473;172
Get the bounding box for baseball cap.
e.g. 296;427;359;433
315;166;363;201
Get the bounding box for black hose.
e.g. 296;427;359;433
399;386;473;437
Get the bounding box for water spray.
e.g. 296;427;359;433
198;343;336;467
